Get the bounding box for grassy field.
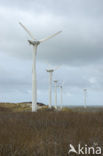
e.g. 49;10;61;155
0;103;103;155
0;102;48;112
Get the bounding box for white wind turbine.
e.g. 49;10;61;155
19;22;62;112
54;80;58;110
46;66;60;108
83;88;87;109
59;81;64;110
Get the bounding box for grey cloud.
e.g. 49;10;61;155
0;0;103;105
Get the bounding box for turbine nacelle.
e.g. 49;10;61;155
28;40;40;46
54;80;58;83
46;65;61;73
46;69;54;72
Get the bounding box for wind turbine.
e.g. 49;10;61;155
59;81;64;110
46;66;60;108
83;88;87;109
54;80;58;110
19;22;62;112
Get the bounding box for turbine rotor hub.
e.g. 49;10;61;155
28;40;40;46
46;69;54;72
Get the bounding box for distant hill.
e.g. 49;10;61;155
0;102;47;112
18;102;46;106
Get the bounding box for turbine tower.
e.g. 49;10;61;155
19;22;62;112
83;88;87;109
60;85;63;110
54;80;58;109
46;66;61;108
46;69;54;108
59;81;64;110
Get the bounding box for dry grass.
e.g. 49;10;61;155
0;109;102;155
0;103;31;112
0;103;50;112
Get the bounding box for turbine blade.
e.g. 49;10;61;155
62;80;64;86
60;80;64;86
54;65;61;71
47;63;51;70
19;22;36;40
45;62;52;71
58;80;64;87
39;31;62;43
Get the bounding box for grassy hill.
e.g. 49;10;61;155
0;102;47;112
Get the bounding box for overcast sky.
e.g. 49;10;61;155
0;0;103;106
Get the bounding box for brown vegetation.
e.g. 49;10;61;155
0;102;47;112
0;110;102;155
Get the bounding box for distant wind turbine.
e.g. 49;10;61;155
59;81;64;110
54;80;58;109
83;88;87;108
46;66;61;108
19;22;62;112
